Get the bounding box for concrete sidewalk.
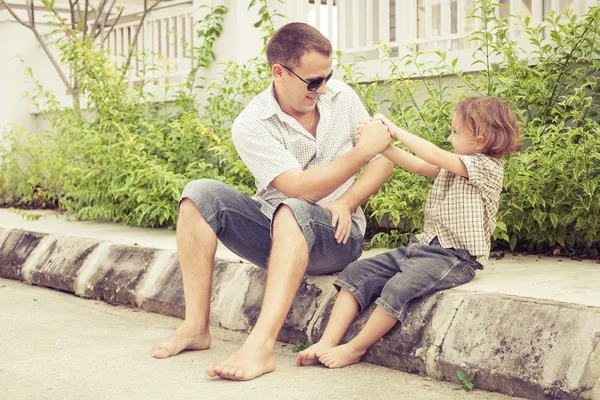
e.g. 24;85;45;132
1;208;600;399
0;277;519;400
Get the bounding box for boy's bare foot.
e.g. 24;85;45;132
150;325;211;359
205;336;276;381
295;341;335;366
317;343;366;369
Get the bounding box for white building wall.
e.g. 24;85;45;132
0;0;271;134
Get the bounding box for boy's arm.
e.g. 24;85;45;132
382;145;439;178
374;114;469;178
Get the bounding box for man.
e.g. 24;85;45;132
151;22;393;381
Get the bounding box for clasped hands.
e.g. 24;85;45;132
355;114;399;156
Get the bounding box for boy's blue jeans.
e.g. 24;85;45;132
334;238;481;321
180;179;364;275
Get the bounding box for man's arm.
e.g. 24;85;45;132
335;156;393;212
271;120;391;203
320;155;393;244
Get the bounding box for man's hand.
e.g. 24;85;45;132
324;199;354;244
356;120;392;157
372;113;400;138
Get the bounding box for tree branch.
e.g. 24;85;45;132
25;0;35;27
68;0;75;29
89;0;107;37
94;0;117;39
0;0;31;28
120;0;164;76
83;0;89;35
95;0;117;39
100;5;122;43
32;29;73;91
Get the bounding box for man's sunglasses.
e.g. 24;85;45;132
281;65;333;91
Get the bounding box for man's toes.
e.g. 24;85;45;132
233;368;246;380
213;364;225;375
218;366;233;378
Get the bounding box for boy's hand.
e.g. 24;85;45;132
356;120;392;157
324;199;354;244
354;120;369;141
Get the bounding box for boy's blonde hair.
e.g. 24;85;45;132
454;97;522;158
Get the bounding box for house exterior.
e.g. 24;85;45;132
0;0;597;131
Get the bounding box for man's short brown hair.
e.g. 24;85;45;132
266;22;332;68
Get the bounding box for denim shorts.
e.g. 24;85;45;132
180;179;364;275
334;238;480;321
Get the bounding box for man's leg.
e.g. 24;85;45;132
150;198;215;358
151;179;272;359
206;204;307;380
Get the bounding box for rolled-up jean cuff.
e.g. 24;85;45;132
274;200;316;250
375;298;405;322
178;194;222;236
333;278;367;312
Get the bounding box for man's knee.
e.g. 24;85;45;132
272;203;302;233
182;179;230;204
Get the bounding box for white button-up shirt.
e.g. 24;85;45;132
232;79;370;235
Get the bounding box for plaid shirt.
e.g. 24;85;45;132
232;79;370;235
415;154;505;265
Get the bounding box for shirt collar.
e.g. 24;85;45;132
260;79;341;120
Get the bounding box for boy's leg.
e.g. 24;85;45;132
297;248;408;366
318;240;477;369
296;288;359;366
375;241;477;324
318;305;397;368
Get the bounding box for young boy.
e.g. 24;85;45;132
297;96;522;368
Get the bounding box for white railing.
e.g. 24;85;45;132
284;0;598;79
101;7;195;84
97;0;597;84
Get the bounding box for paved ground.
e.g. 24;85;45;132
0;278;521;400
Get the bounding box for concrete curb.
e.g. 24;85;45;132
1;227;599;399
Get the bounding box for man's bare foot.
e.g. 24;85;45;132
150;325;211;359
317;343;366;369
205;336;276;381
295;341;335;366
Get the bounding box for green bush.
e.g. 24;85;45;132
1;0;598;255
0;5;254;227
359;0;600;254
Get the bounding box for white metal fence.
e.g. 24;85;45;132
100;0;598;82
101;7;195;83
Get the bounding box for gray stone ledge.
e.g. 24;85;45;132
1;227;599;400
